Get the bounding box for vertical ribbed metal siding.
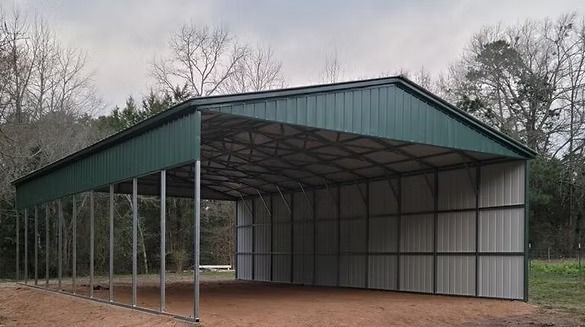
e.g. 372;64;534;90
235;161;526;300
478;161;525;299
16;111;201;209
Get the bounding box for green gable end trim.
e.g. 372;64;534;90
15;111;201;209
198;82;532;159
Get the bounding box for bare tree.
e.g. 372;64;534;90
321;51;343;83
152;24;248;97
220;45;285;93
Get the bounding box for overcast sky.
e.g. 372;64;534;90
11;0;585;111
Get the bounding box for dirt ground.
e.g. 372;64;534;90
0;281;582;327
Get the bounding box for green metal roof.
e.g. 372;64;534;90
13;76;535;209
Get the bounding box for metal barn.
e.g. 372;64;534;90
13;76;535;323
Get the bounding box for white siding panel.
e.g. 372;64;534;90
480;162;525;207
369;180;399;216
401;214;434;252
315;255;337;286
438;168;475;210
273;223;291;253
316;221;338;254
402;174;434;213
479;208;524;252
254;254;271;281
400;255;433;293
237;199;253;225
340;219;366;252
478;256;524;299
436;255;475;296
272;254;291;283
437;212;475;252
236;254;252;280
368;255;398;290
340;184;367;219
369;216;399;252
237;226;253;253
339;255;366;287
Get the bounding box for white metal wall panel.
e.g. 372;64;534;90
237;226;253;253
369;216;399;252
237;199;253;225
479;208;524;252
400;255;433;293
273;224;291;253
254;254;271;281
237;254;252;280
340;219;366;252
340;184;367;218
254;225;271;253
339;255;366;287
438;168;475;210
478;256;524;299
316;188;337;220
401;214;433;252
437;212;475;252
480;162;525;207
272;254;291;282
272;194;291;223
293;191;313;222
369;180;398;215
293;254;313;285
368;255;398;290
316;221;338;254
436;255;475;296
254;197;271;223
293;221;313;254
402;174;433;213
315;255;337;286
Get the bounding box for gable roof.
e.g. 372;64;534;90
13;75;535;188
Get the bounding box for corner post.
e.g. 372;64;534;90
132;178;138;307
58;200;63;290
24;208;28;284
16;210;19;282
34;206;38;285
160;170;166;312
90;191;95;298
45;204;49;287
109;185;114;302
72;195;77;294
193;161;201;322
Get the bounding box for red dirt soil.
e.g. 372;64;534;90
0;281;581;326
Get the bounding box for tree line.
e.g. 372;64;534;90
1;6;584;278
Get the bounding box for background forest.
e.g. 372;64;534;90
1;7;585;278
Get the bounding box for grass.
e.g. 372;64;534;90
529;259;585;322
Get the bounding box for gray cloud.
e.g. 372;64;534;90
13;0;585;110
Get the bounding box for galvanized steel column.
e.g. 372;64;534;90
193;161;201;322
90;191;95;298
58;200;63;290
474;165;480;297
16;210;19;282
34;207;38;285
72;195;77;294
109;185;114;302
24;208;28;284
433;170;438;294
524;161;529;301
160;170;166;312
132;178;138;307
45;204;49;287
396;178;402;291
365;182;370;288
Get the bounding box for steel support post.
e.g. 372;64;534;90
336;186;341;287
365;182;370;288
109;185;114;302
132;178;138;307
160;170;166;312
524;161;529;301
396;178;402;291
475;165;480;297
251;199;256;280
45;204;49;287
24;208;28;284
270;195;274;282
34;206;38;285
90;191;95;298
16;210;19;282
289;194;294;284
234;202;238;280
193;161;201;322
72;195;77;294
433;170;438;294
312;191;316;285
58;200;63;289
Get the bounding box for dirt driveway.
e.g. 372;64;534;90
0;281;581;326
